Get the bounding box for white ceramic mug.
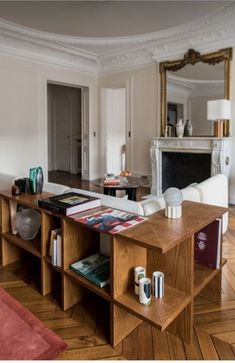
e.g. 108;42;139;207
139;277;151;305
134;266;145;295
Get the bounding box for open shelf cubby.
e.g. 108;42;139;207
0;192;227;347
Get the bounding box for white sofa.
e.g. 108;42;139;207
0;173;228;233
64;174;228;234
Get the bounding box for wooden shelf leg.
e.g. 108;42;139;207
111;303;142;347
41;259;54;296
167;301;193;343
62;275;88;311
199;270;222;305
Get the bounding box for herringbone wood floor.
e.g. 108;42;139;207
1;205;235;360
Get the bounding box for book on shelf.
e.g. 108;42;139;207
49;228;62;267
38;192;101;216
49;228;61;256
70;253;110;288
194;218;222;269
71;208;147;234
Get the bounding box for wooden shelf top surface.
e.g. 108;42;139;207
118;201;227;252
0;190;52;209
115;285;191;331
3;232;41;258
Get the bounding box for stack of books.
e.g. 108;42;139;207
38;192;101;216
70;253;110;288
103;178;120;185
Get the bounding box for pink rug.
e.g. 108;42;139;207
0;287;67;360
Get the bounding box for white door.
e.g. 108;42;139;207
101;88;127;175
54;96;71;172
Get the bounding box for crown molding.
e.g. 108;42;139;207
0;3;235;74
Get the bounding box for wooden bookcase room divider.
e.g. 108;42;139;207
0;191;227;346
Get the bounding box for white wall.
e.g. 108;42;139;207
99;64;158;177
229;44;235;204
0;53;98;180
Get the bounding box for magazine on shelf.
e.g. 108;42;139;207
70;253;110;288
194;218;222;269
38;192;101;216
71;208;147;234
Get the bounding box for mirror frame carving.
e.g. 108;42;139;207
160;48;233;137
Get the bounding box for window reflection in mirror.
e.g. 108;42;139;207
167;62;224;136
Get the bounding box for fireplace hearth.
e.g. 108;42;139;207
162;152;211;192
150;137;232;196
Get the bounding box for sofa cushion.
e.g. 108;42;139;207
192;174;228;233
181;186;201;202
64;188;144;216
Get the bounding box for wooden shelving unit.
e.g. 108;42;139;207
0;192;227;347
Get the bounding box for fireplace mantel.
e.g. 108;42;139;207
150;137;232;196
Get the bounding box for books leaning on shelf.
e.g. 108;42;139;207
194;218;222;269
38;192;101;216
49;228;62;267
70;253;110;288
71;208;147;234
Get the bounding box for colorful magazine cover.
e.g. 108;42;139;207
72;208;147;234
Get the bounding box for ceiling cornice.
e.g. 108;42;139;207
0;3;235;75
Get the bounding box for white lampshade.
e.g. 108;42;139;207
207;99;231;121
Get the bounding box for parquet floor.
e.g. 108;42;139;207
1;188;235;359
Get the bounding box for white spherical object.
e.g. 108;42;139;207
164;187;183;207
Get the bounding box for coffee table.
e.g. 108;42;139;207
92;176;148;201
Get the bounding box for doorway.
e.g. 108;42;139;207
47;83;89;180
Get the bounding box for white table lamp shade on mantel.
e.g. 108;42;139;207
207;99;231;137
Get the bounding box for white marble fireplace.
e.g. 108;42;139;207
150;137;232;196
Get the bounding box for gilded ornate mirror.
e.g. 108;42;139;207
160;48;232;137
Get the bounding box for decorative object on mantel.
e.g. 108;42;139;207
207;99;231;138
184;119;193;136
164;187;183;219
175;119;184;137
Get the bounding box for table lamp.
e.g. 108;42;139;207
164;187;183;219
207;99;231;138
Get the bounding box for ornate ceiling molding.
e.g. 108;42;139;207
0;3;234;74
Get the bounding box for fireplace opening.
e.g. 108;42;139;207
162;152;211;192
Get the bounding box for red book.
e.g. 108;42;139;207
194;219;222;269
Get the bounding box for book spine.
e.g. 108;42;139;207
38;201;66;215
56;234;62;267
52;239;57;266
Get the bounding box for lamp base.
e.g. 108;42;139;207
165;205;182;219
214;120;223;138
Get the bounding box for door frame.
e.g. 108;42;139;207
47;81;89;179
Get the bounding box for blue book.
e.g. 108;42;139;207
70;253;110;288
